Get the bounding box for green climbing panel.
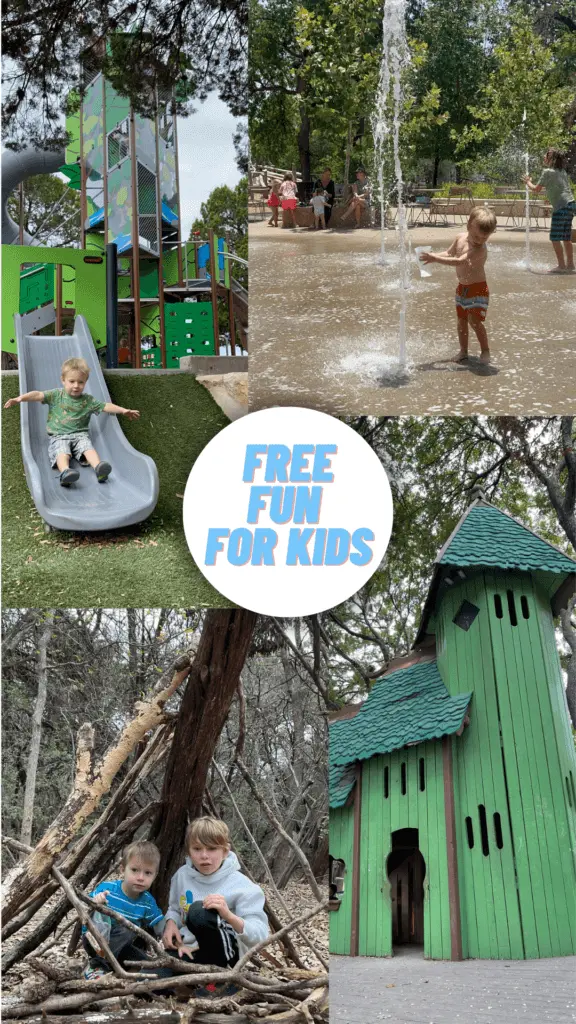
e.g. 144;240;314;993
19;264;54;314
165;303;215;364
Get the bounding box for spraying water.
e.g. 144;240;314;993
523;109;531;269
373;0;411;364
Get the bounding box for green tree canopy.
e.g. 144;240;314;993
3;1;247;149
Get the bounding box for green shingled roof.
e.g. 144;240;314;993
439;503;576;575
330;762;357;809
329;660;471;808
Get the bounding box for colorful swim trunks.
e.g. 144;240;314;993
455;281;489;321
550;201;576;243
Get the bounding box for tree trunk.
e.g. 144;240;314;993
20;611;55;849
296;76;310;181
150;609;258;908
344;121;353;187
432;151;441;188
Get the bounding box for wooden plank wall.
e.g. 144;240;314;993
329;806;356;955
356;743;451;960
437;570;576;959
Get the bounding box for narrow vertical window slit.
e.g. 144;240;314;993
465;816;474;849
478;804;490;856
493;812;504;849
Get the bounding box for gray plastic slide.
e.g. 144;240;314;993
15;314;159;532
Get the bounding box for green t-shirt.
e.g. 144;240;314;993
537;168;574;212
42;389;106;436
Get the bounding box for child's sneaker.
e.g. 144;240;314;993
480;350;491;364
84;961;111;981
196;981;240;999
60;468;79;486
95;461;112;482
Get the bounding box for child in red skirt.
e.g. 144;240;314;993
267;181;281;227
278;173;298;228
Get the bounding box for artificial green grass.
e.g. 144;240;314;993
2;372;234;608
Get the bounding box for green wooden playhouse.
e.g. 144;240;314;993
329;497;576;960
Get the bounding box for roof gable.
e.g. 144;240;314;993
438;503;576;575
329;660;471;807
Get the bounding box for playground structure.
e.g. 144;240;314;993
2;65;248;369
329;496;576;960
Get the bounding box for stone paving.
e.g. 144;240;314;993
331;950;576;1023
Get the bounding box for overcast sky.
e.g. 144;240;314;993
176;93;243;237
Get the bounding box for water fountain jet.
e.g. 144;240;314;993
374;0;411;365
523;109;531;269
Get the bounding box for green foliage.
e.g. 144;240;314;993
406;0;499;174
250;0;575;184
6;173;81;247
188;178;247;291
455;14;573;159
249;0;302;169
192;178;248;241
434;182;510;198
3;4;247;147
323;416;576;706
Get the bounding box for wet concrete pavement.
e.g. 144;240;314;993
249;222;576;415
331;951;576;1023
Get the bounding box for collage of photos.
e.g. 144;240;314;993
1;1;576;1024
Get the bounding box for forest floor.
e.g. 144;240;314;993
3;879;328;1020
331;951;576;1024
2;372;232;608
249;219;576;417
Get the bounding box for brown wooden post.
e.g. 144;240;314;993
350;762;362;957
208;229;220;356
228;285;236;355
18;183;25;243
79;99;87;251
172;95;184;287
154;91;167;368
129;109;141;369
442;735;463;961
55;264;63;335
102;76;109;249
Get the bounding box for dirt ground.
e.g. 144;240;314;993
2;879;328;1020
249;220;576;416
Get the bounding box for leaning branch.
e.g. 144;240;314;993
235;757;324;904
2;654;192;926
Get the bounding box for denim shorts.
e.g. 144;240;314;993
47;431;93;467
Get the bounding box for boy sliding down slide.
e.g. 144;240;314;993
162;817;268;994
4;356;140;486
421;206;497;364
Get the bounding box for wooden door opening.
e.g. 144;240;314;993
387;828;425;948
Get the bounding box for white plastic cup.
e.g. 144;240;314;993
415;245;433;278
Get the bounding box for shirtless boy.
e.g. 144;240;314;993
421;207;497;364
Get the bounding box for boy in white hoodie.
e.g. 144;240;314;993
162;817;268;971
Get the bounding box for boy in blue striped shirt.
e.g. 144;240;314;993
84;840;165;980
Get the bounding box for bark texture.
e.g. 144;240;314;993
150;609;258;907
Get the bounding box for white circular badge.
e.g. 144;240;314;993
183;407;393;616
